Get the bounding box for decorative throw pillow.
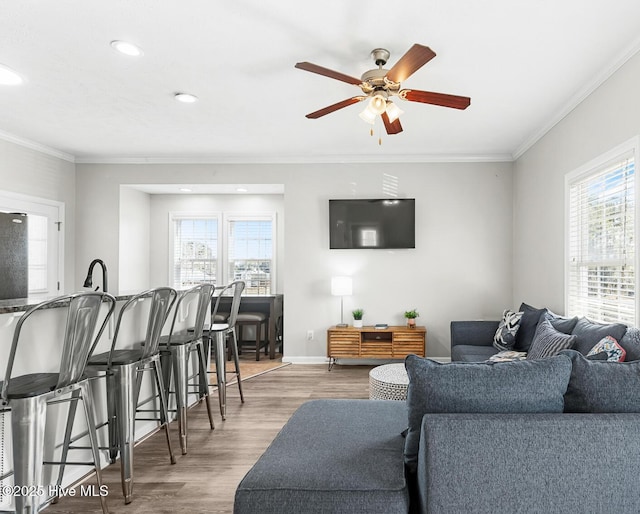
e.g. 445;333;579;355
570;317;627;355
527;318;576;359
546;311;579;334
403;354;572;472
492;309;523;351
587;336;626;362
514;303;547;352
560;349;640;412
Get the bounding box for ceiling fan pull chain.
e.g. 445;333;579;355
379;137;382;146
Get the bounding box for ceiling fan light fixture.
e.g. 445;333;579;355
385;101;404;123
358;106;377;125
369;93;387;115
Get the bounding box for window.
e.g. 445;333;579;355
226;216;274;295
170;212;275;293
566;140;638;325
171;215;219;289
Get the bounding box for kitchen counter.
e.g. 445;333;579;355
0;292;136;314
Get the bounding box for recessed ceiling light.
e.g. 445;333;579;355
236;187;248;193
110;40;144;57
179;187;192;192
174;92;198;103
0;64;24;85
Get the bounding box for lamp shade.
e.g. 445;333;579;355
331;276;352;296
359;106;377;125
385;101;404;123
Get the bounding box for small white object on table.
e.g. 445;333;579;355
369;363;409;401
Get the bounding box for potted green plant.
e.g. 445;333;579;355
404;309;419;328
352;308;364;328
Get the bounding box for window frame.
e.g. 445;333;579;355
565;136;640;326
168;212;222;289
222;212;277;294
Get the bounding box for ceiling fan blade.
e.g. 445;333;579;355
385;44;436;83
381;112;403;135
305;97;366;119
401;89;471;110
295;62;362;85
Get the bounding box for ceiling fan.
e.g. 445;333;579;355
295;44;470;135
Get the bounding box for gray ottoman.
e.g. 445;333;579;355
234;399;409;514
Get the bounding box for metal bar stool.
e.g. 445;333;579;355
235;312;269;360
0;292;115;514
84;287;177;504
160;284;215;454
205;281;245;420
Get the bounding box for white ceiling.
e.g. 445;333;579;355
1;0;640;164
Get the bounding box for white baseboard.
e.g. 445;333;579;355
283;356;452;365
282;356;328;364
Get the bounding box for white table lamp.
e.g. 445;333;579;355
331;276;352;327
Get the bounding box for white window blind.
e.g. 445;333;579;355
227;218;273;295
172;217;218;289
567;151;636;325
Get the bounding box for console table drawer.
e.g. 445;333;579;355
361;341;393;357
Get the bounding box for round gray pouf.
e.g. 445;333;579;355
369;363;409;401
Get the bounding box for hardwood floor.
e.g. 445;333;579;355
44;364;374;514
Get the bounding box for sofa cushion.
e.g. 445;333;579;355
561;349;640;413
403;354;572;472
450;344;498;362
492;309;523;351
619;327;640;361
587;336;626;362
514;303;547;352
234;399;410;514
546;312;579;334
570;317;627;355
527;318;576;359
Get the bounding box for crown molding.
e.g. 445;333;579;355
0;130;75;163
74;153;514;165
513;34;640;160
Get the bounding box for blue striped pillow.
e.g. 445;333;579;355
527;318;576;359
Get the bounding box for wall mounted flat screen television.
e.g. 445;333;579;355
329;199;415;249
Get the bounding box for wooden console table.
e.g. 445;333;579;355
327;325;426;370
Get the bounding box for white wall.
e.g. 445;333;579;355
0;139;76;291
119;186;151;293
148;193;285;291
514;51;640;313
75;161;513;359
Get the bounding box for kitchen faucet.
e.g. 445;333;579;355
83;259;108;292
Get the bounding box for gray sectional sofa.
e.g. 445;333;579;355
451;303;640;362
235;306;640;514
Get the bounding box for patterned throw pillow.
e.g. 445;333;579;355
587;336;626;362
493;309;523;351
527;318;576;359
